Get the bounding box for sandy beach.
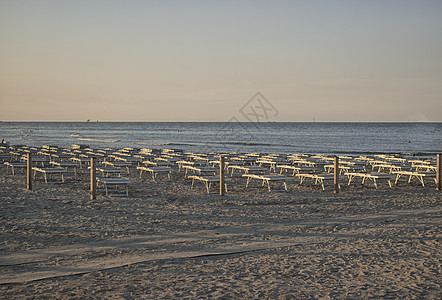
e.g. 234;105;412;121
0;152;441;299
3;0;442;297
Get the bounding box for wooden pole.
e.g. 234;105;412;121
90;157;96;199
437;154;441;191
334;156;339;193
220;156;225;196
27;152;32;190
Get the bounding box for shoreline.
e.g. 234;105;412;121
3;143;441;158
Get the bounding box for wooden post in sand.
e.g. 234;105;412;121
437;154;441;191
334;156;339;194
220;156;225;196
27;152;32;190
90;157;96;199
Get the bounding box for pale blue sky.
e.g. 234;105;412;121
1;0;441;121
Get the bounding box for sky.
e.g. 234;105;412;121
1;0;442;122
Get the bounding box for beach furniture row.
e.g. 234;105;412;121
1;144;440;195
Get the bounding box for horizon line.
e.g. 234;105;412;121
1;120;441;123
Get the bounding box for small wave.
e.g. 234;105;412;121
219;141;281;147
136;142;198;147
168;143;195;146
78;138;120;143
70;133;80;137
136;142;172;146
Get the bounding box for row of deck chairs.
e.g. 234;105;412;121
1;144;439;195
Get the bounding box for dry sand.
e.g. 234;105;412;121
0;167;441;299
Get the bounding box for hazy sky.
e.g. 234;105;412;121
1;0;441;121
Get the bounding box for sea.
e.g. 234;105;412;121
0;122;441;157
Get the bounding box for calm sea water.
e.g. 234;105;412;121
0;122;441;156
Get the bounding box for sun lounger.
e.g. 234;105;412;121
230;156;257;165
97;177;131;197
4;162;27;175
182;165;217;177
340;160;368;166
413;165;437;173
137;166;172;182
277;165;316;176
345;172;394;189
384;156;406;164
242;174;288;192
32;167;67;183
49;161;79;175
188;175;229;194
290;159;319;168
256;160;279;172
324;164;366;175
176;160;207;171
143;160;175;168
70;157;91;168
296;173;342;191
113;156;141;165
23;156;48;167
210;160;244;168
102;161;132;174
228;165;267;176
96;167;123;177
409;159;431;166
372;164;403;173
392;171;437;187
